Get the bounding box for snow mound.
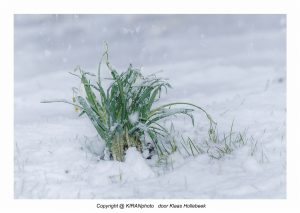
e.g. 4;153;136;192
83;135;105;157
124;147;155;181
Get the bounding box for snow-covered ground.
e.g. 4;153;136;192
14;15;286;198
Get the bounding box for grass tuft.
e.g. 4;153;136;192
42;43;214;161
204;121;249;159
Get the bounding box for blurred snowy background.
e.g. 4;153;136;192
14;15;286;198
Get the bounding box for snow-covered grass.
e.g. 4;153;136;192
42;46;215;161
14;15;286;199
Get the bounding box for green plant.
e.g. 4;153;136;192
204;121;249;159
161;123;205;158
180;136;205;157
42;44;215;161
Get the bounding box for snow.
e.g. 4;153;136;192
14;15;286;198
129;112;139;124
125;148;155;180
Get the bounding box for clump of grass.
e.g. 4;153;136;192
180;136;205;157
158;123;205;158
42;44;215;162
158;121;249;160
203;121;249;159
151;121;256;174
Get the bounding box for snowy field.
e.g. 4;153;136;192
14;15;286;198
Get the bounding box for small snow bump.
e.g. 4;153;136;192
129;112;139;124
125;148;155;180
